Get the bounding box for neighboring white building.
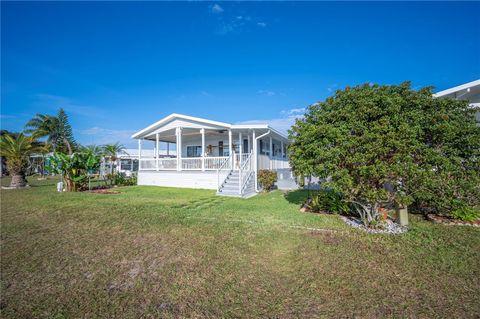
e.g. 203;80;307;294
132;113;292;197
433;79;480;121
110;148;176;176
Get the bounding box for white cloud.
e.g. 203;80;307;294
281;107;306;116
210;4;224;14
237;108;305;135
209;4;267;36
257;89;276;96
78;127;136;147
34;94;105;118
327;84;338;93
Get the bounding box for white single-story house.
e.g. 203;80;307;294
131;113;293;197
433;79;480;121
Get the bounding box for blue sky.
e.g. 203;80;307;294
2;1;479;147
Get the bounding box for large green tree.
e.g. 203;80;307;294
25;108;76;154
289;82;480;224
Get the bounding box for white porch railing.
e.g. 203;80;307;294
205;156;229;170
270;156;290;169
234;153;251;170
158;158;177;170
139;154;290;171
239;152;254;195
258;154;290;170
181;158;202;170
139;158;156;170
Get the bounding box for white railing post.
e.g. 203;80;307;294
239;132;243;165
269;136;273;169
156;133;159;171
138;139;142;170
176;127;182;171
252;130;257;191
239;154;242;195
228;129;233;169
201;128;205;171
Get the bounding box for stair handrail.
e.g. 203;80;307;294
239;151;253;195
217;152;233;191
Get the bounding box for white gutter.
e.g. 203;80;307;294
254;130;271;192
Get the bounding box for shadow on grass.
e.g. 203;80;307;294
283;189;310;205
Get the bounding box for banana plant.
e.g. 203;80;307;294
47;152;101;192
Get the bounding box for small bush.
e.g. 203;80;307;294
307;188;350;214
257;170;277;191
450;206;479;222
114;173;137;186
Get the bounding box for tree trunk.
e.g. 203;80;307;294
64;138;73;155
10;173;28;188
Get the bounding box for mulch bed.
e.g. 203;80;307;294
88;189;121;195
426;214;480;227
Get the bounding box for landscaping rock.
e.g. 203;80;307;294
340;216;408;234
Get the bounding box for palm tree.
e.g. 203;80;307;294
102;143;126;180
81;144;104;157
0;133;43;188
25;108;76;154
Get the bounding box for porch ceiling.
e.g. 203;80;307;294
142;126;287;143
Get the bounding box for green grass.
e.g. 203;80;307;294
1;177;479;318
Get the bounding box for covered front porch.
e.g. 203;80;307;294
137;126;289;172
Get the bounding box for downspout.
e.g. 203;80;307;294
254;130;271;192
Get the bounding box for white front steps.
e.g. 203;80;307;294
217;170;256;198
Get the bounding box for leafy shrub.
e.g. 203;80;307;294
257;170;277;191
449;203;479;222
114;173;137;186
306;188;350;214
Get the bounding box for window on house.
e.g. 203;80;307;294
120;159;132;170
218;141;224;156
186;146;202;157
259;139;270;155
243;139;248;153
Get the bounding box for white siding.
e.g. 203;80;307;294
138;171;218;189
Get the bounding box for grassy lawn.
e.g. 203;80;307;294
1;177;479;318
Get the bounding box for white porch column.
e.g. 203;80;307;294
138;139;142;170
252;130;257;190
281;141;284;158
228;129;233;168
239;132;243;164
201;128;205;171
156;133;159;171
176;127;182;171
269;136;273;169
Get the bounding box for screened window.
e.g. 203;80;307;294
120;159;132;170
187;146;202;157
